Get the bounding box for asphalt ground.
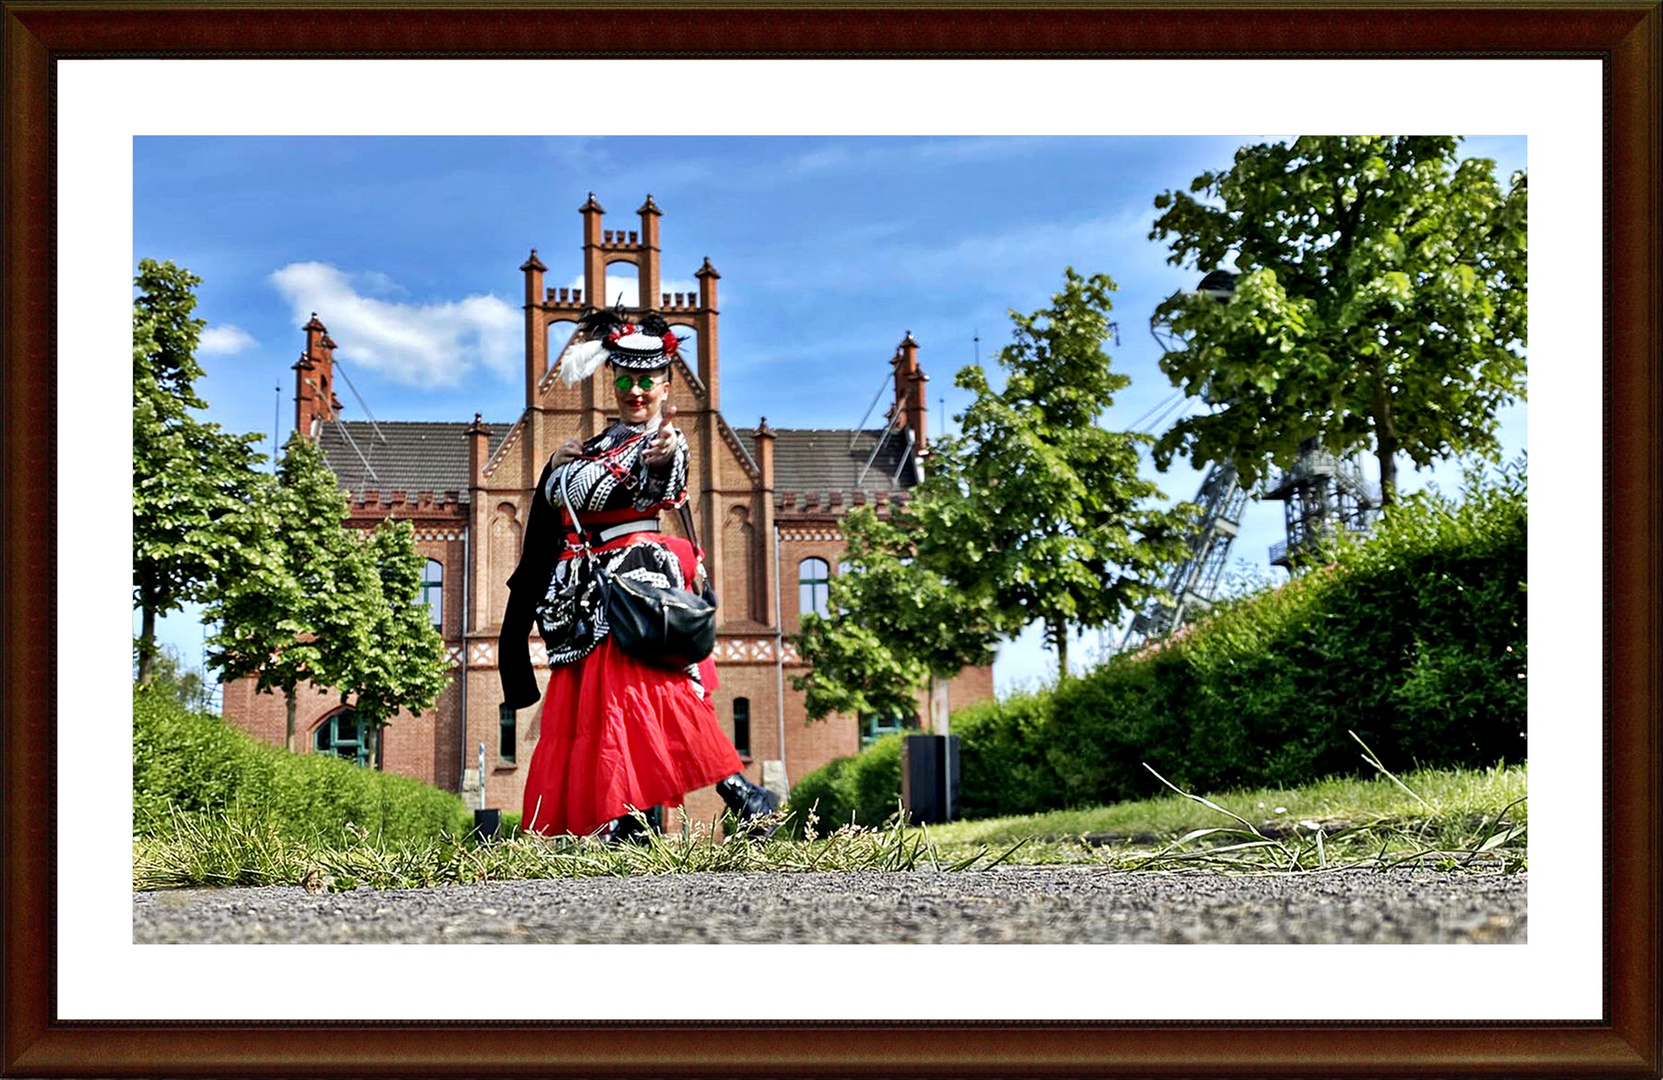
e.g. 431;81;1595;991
133;866;1525;944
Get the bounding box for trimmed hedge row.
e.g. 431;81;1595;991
788;462;1527;822
134;690;472;843
782;733;906;836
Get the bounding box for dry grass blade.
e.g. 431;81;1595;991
1142;763;1265;838
979;836;1033;870
1349;729;1433;809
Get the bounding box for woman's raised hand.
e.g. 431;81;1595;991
550;436;583;468
644;405;679;467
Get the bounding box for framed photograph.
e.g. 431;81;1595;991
4;3;1657;1076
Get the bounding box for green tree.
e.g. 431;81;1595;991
915;270;1196;679
799;270;1196;697
333;519;450;765
1148;136;1528;506
794;507;999;723
133;259;266;685
132;638;213;713
205;438;451;764
203;437;370;752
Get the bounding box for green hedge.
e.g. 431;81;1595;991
789;461;1527;819
784;733;905;835
134;690;472;844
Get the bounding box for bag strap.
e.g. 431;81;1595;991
556;466;593;558
676;499;701;554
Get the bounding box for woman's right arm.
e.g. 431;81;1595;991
542;437;584;506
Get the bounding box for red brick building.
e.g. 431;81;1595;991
221;195;994;828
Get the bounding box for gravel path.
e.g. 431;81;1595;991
134;867;1525;944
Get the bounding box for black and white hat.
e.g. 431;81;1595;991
560;310;684;385
605;313;683;370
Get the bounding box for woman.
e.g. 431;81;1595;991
498;311;778;842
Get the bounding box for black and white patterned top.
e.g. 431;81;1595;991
533;421;695;673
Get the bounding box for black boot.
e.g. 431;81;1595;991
716;773;781;839
606;810;654;846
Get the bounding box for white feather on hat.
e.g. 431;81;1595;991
558;339;609;386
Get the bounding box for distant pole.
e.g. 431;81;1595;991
478;741;487;811
273;383;281;470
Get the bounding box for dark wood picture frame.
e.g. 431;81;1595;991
3;4;1658;1077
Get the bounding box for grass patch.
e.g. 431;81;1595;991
923;760;1526;874
134;762;1524;891
133;804;1019;892
929;763;1526;844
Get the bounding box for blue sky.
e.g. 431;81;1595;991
135;134;1527;697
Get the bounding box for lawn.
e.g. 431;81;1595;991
134;762;1525;891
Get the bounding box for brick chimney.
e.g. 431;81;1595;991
891;330;928;456
754;417;775;492
294;313;342;441
468;412;491;484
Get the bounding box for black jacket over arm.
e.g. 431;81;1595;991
498;461;556;711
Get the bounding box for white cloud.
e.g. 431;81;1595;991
197;323;257;356
268;262;519;389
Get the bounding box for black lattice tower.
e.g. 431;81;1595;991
1119;270;1252;651
1124;267;1379;651
1262;438;1377;568
1121;460;1250;652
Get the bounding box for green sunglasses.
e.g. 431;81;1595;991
613;373;666;392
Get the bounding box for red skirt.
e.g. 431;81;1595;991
520;538;740;837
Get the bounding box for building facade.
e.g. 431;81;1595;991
221;195;994;829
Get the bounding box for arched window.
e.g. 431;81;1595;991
315;711;372;767
732;697;751;758
799;558;830;618
421;559;443;630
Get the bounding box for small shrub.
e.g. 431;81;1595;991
954;692;1054;818
785;733;908;836
784;754;856;837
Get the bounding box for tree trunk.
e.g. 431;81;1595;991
1370;367;1399;508
1050;619;1069;681
1376;441;1398;510
136;604;157;686
285;689;296;753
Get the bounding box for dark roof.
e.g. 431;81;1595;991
319;419;918;501
318;420;512;499
741;427;921;495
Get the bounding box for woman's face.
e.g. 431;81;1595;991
611;365;671;426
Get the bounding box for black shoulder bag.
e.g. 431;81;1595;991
562;466;718;670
